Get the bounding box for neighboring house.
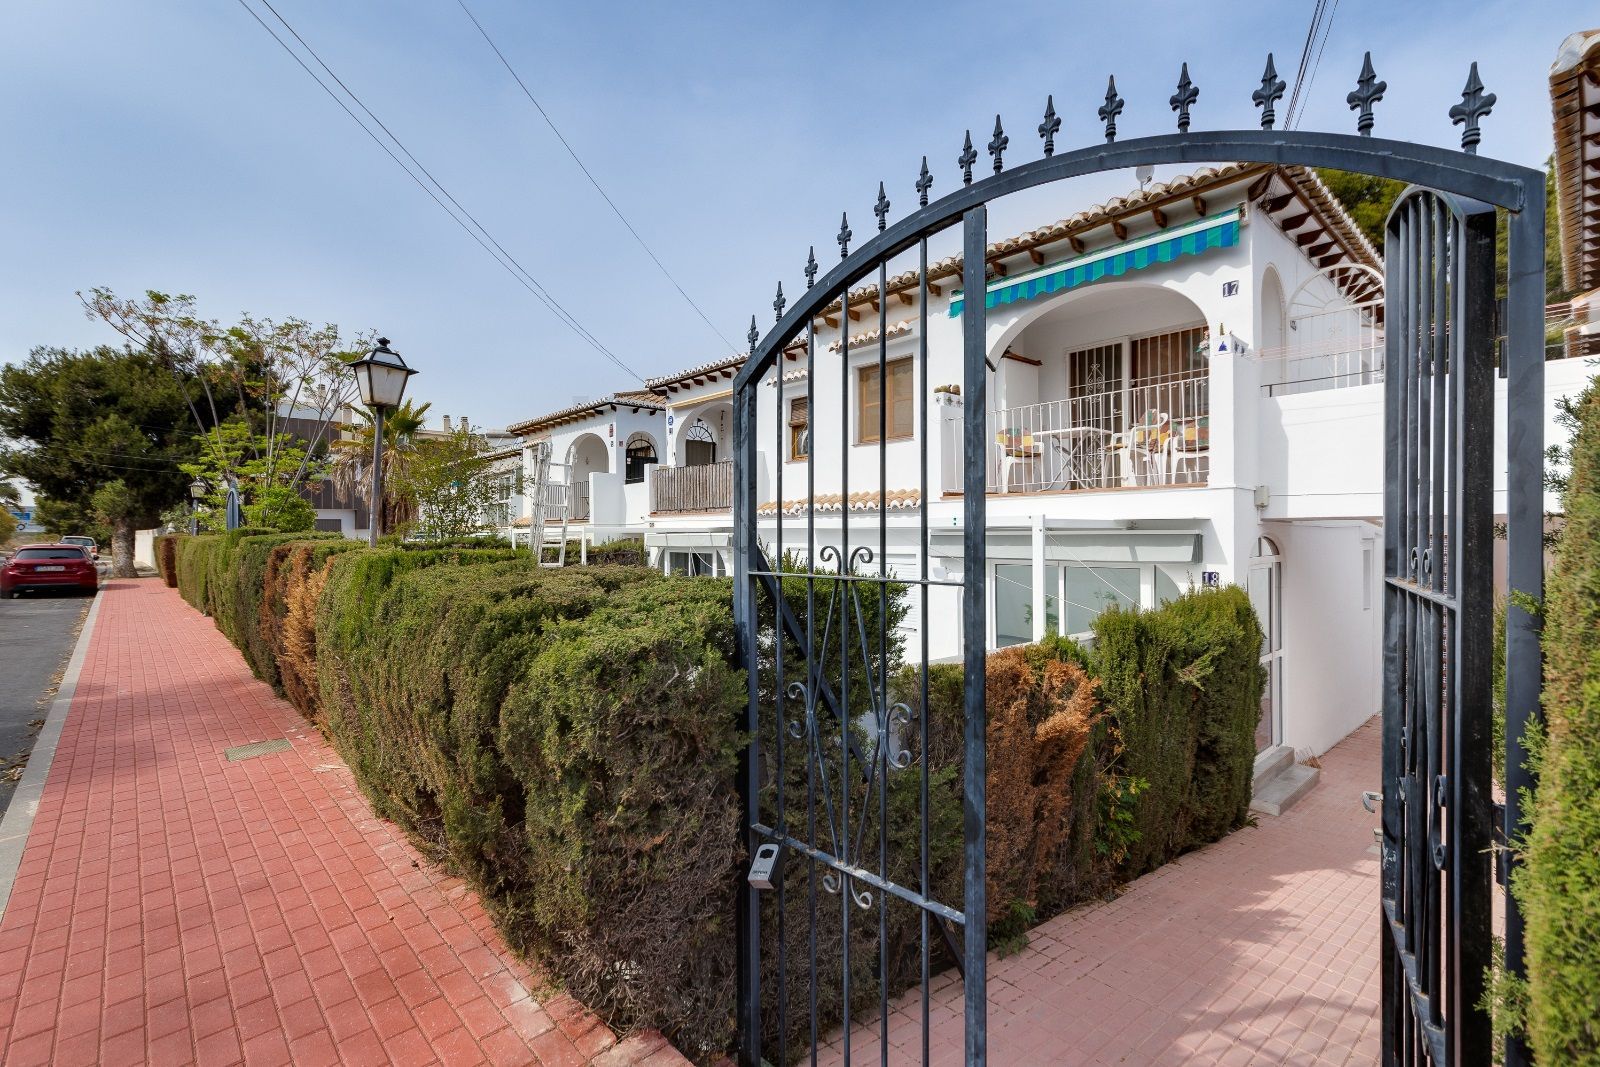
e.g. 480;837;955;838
506;158;1593;764
1552;28;1600;358
286;405;519;540
501;392;665;548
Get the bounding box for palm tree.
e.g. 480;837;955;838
328;399;431;534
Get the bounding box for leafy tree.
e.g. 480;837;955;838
393;424;505;541
1316;168;1405;251
33;496;108;543
80;288;371;497
245;485;316;532
0;508;16;545
0;347;195;576
328;399;432;534
176;417;326;533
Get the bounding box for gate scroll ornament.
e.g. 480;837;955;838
731;52;1546;1067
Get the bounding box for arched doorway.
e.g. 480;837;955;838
1249;535;1285;752
566;432;609;521
680;417;717;465
623;431;658;484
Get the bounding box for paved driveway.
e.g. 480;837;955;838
0;591;89;820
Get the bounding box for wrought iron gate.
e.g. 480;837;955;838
1379;188;1496;1065
731;54;1547;1067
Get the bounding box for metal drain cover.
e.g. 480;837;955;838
225;739;292;762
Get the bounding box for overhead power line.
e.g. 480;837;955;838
454;0;738;355
236;0;644;383
1285;0;1339;130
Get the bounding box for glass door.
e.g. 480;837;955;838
1248;538;1284;751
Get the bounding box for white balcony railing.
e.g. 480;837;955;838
990;365;1210;493
1259;295;1385;396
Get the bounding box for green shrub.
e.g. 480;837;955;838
311;555;739;1050
154;533;180;587
175;534;220;612
266;538;366;719
1522;376;1600;1063
1088;586;1262;873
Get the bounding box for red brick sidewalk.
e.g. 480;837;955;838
0;581;689;1067
822;720;1383;1065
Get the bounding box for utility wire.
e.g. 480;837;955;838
454;0;737;355
1284;0;1338;130
251;0;628;379
236;0;645;383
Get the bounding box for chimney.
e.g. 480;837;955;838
442;415;451;431
460;415;469;433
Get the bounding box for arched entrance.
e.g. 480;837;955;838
623;431;658;484
566;432;609;521
730;66;1547;1067
1250;535;1285;751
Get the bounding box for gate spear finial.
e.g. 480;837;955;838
804;246;818;290
1170;63;1198;133
1039;95;1060;157
916;156;933;207
1449;62;1495;155
874;182;890;231
837;213;852;259
958;131;977;185
747;316;758;355
774;282;786;323
1347;52;1386;137
1098;76;1124;143
1253;54;1286;130
987;114;1008;173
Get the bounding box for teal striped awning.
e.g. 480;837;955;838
949;208;1241;317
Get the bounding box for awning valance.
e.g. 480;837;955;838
949;208;1241;318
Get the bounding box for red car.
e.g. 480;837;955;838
1;544;99;598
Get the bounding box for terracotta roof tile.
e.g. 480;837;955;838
757;488;921;517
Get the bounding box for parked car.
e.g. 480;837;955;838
60;535;99;561
1;544;99;598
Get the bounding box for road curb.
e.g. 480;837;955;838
0;589;103;921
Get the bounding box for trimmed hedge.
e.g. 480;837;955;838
154;533;178;587
312;554;741;1050
1522;376;1600;1063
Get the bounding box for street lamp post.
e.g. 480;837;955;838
350;337;418;547
188;478;206;535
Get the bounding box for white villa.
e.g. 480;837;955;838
497;158;1591;787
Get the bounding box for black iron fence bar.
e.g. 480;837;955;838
805;311;820;1067
880;313;898;1053
1501;159;1547;1067
751;823;967;925
772;313;789;1067
1383;900;1450;1064
960;205;989;1063
838;238;854;1063
918;229;932;1065
734;375;762;1061
1383;579;1458;612
1450;196;1498;1064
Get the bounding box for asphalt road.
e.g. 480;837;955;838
0;591;91;820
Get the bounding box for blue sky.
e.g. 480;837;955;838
0;1;1581;431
